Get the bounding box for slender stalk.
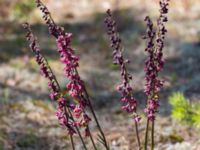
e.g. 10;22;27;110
63;107;76;150
70;135;75;150
43;57;60;88
84;94;109;149
53;74;87;150
123;64;141;150
58;91;88;149
67;108;88;150
135;122;141;150
151;120;155;150
87;126;98;150
144;119;149;150
81;109;98;150
75;70;109;150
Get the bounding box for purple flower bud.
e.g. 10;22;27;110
134;115;141;123
84;127;90;137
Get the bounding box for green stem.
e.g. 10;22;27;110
135;122;141;150
87;100;109;150
70;135;75;150
87;126;98;150
67;108;88;150
151;120;154;150
144;119;149;150
75;70;109;150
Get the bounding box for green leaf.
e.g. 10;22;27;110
169;92;200;128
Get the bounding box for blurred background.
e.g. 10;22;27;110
0;0;200;149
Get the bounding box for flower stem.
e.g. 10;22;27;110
67;108;88;150
87;126;98;150
75;70;109;150
70;135;75;150
151;120;155;150
135;122;141;150
87;99;109;150
53;73;87;150
63;107;76;149
144;119;149;150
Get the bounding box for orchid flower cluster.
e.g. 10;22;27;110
104;9;142;148
104;9;140;123
104;0;169;149
22;23;76;136
24;0;109;150
57;33;92;130
143;0;169;122
142;1;169;149
23;0;169;150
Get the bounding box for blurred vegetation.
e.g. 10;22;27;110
0;0;36;21
16;133;38;148
12;0;35;21
0;144;3;150
169;92;200;128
